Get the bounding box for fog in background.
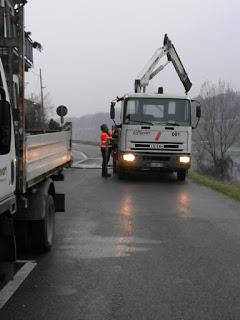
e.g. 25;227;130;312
25;0;240;117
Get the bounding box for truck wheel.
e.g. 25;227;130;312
30;195;55;253
177;170;186;181
14;220;29;252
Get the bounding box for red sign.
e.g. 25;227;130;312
155;131;161;141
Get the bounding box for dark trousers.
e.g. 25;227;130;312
101;147;111;176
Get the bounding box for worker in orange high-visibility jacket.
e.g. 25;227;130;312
100;124;112;177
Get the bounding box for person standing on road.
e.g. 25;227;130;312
100;124;112;177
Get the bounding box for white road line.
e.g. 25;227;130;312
72;149;88;160
72;157;102;169
0;261;37;309
74;164;102;169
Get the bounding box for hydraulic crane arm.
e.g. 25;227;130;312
134;34;192;94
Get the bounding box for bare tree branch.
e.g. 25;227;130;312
194;80;240;178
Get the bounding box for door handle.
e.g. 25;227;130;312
11;159;15;185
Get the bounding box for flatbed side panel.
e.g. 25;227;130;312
26;131;71;183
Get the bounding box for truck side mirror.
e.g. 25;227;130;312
110;102;116;119
196;105;201;118
191;100;201;129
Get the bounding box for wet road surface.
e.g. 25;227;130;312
1;144;240;319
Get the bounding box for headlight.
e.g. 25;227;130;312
179;156;190;164
123;153;135;162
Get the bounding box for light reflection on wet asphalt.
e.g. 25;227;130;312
56;165;238;264
176;190;191;218
58;227;162;259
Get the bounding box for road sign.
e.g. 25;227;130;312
56;105;68;117
56;105;68;126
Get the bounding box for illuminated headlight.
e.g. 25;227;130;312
179;156;190;164
123;153;135;162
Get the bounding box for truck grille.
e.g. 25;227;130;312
130;141;183;152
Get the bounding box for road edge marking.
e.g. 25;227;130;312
0;261;37;309
72;149;88;160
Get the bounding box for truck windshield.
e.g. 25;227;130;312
124;98;190;126
0;102;11;155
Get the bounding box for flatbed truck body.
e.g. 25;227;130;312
0;1;72;263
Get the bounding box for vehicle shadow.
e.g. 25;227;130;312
113;171;185;184
0;262;15;290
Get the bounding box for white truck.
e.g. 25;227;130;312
0;1;72;262
110;34;201;181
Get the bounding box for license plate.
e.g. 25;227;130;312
150;162;164;168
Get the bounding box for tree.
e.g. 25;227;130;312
48;118;60;131
195;81;240;178
26;92;55;129
25;99;42;130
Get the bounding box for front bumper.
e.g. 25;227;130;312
0;194;16;215
118;152;191;172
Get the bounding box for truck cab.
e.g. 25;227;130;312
112;93;199;180
0;60;16;216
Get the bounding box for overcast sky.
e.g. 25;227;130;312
25;0;240;117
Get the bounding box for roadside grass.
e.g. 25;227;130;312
188;171;240;201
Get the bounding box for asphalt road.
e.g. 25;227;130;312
1;144;240;320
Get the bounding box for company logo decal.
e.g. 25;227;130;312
155;131;161;141
133;130;150;136
0;167;7;178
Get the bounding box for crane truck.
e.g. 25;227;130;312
110;34;201;181
0;1;72;263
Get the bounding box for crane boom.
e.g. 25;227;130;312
134;34;192;94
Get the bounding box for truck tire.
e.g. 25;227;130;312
30;195;55;253
177;170;186;181
14;220;29;252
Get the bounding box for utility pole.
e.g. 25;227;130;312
17;3;26;194
39;68;45;125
